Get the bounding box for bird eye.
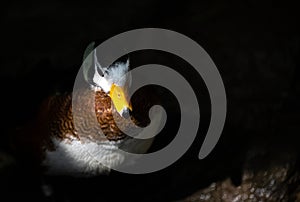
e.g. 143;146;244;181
96;66;104;77
117;93;121;98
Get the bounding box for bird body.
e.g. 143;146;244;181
14;42;161;177
40;88;153;176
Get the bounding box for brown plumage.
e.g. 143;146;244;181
47;89;126;142
13;85;159;175
12;42;162;176
36;87;148;146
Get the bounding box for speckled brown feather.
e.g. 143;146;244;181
13;85;159;171
46;86;160;142
46;88;140;143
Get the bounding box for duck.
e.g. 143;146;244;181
13;41;162;177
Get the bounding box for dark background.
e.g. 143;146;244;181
0;0;299;201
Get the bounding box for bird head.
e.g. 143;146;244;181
82;42;132;118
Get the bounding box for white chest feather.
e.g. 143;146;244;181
42;107;163;177
42;138;125;177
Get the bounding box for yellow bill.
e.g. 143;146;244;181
110;83;132;116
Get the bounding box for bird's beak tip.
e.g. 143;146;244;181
121;107;131;119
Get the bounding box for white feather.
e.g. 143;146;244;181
92;49;130;92
42;135;154;177
42;137;124;176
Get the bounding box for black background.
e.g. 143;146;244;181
0;0;299;201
